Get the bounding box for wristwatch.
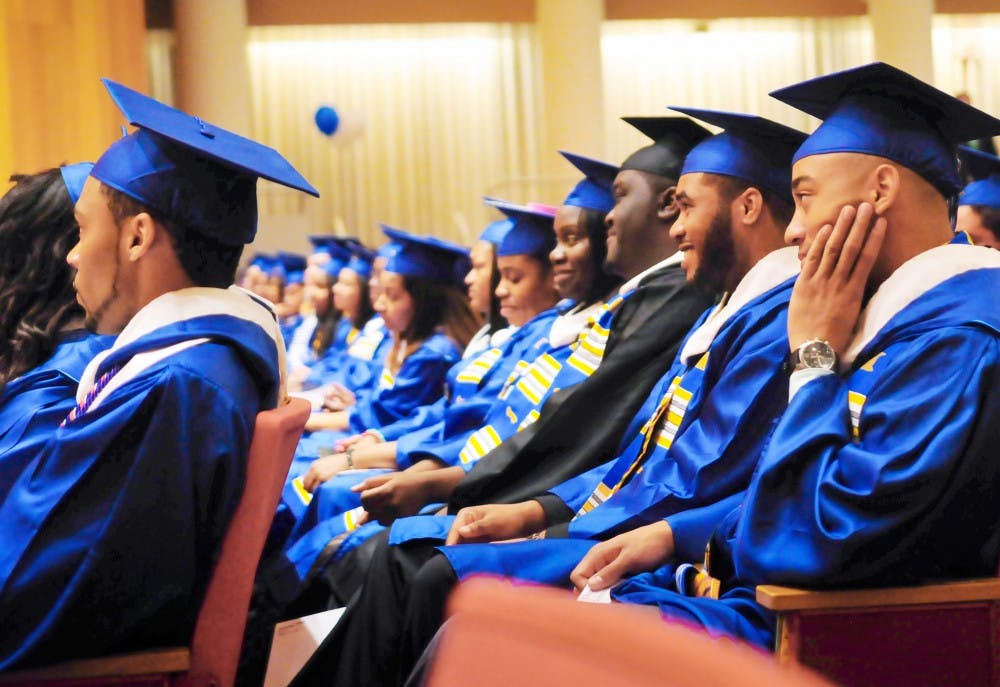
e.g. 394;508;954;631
789;339;838;372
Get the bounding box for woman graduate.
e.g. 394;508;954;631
0;163;113;499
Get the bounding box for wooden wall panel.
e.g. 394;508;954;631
0;0;147;184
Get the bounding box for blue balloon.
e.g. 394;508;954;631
314;105;340;136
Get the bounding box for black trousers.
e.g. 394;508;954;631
290;530;459;687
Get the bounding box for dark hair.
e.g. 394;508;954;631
396;276;481;364
483;243;507;335
346;269;375;329
0;168;84;392
103;185;242;288
708;175;795;229
310;269;341;357
579;207;623;304
970;205;1000;241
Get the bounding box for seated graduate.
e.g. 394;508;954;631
598;62;1000;652
295;248;377;396
955;145;1000;250
0;79;317;670
290;110;806;687
300;226;479;439
0;163;113;499
285;238;349;374
276;251;308;341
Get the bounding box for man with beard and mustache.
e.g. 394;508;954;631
0;80;317;670
289;110;805;687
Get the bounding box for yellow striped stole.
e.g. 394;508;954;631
514;353;562;405
342;505;366;533
459;424;504;464
456;347;503;385
291;476;313;506
378;368;397;390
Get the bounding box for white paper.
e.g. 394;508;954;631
576;584;613;604
263;607;346;687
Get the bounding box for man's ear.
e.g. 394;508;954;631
656;185;678;222
737;187;764;226
872;163;900;215
122;212;159;263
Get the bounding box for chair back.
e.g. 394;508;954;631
425;577;837;687
183;397;310;687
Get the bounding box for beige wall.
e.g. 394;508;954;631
0;0;147;184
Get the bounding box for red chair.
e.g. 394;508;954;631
425;577;837;687
0;397;312;687
757;578;1000;687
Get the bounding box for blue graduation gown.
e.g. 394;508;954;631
436;267;797;586
0;306;281;670
615;247;1000;651
0;331;112;503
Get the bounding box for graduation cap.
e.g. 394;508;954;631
91;78;318;246
278;251;307;274
769;61;1000;197
277;251;307;284
478;218;514;245
60;162;94;204
379;224;470;283
958;146;1000;209
484;198;556;258
345;245;376;279
559;151;618;213
620;116;713;180
668;107;807;203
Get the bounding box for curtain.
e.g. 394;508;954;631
601;17;874;163
246;23;541;248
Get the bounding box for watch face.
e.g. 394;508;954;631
801;340;837;370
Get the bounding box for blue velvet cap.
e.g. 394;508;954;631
479;218;514;245
669;107;807;203
379;224;470;283
278;251;307;274
60;162;94;204
559;151;617;213
770;62;1000;197
91;79;318;246
958;146;1000;209
483;198;556;258
621;116;713;179
286;270;304;286
345;248;375;279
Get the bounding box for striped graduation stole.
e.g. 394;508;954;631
61;363;123;427
347;327;384;361
290;475;313;507
513;353;563;406
455;347;504;387
342;505;366;533
575;352;709;517
346;326;360;346
497;360;531;401
847;350;888;441
564;293;626;376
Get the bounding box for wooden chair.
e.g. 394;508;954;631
757;578;1000;687
0;397;312;687
425;577;836;687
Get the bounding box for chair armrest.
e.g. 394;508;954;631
757;578;1000;612
0;647;190;684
